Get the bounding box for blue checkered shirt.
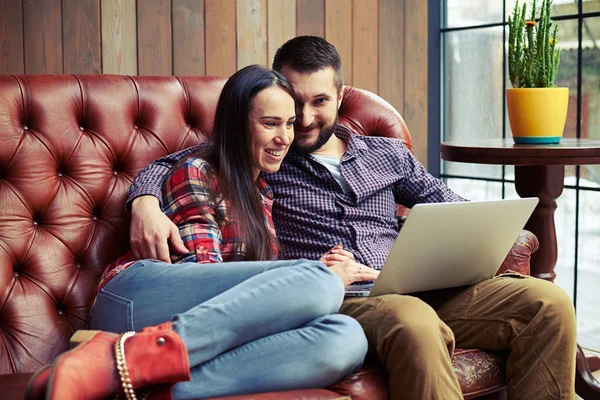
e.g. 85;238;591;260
128;124;466;269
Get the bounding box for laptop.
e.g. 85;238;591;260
344;198;539;297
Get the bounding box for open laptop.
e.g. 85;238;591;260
345;198;539;297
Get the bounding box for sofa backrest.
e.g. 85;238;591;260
0;74;412;374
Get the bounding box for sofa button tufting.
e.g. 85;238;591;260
57;309;64;315
79;126;85;131
14;272;19;277
157;337;165;346
23;125;28;130
75;263;81;268
57;172;63;177
33;220;38;226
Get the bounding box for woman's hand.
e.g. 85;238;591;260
328;260;380;287
319;243;355;266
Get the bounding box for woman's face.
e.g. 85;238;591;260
249;86;296;178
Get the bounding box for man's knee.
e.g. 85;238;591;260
372;295;455;355
524;278;576;330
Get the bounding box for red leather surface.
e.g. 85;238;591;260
206;389;350;400
496;230;538;276
0;74;533;399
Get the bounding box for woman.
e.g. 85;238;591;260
27;65;368;400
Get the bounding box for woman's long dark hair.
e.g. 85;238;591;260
191;65;295;261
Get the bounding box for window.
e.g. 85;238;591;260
436;0;600;352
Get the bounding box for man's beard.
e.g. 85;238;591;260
291;120;337;155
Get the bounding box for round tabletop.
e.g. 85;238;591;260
440;138;600;166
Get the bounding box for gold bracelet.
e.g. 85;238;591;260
115;331;137;400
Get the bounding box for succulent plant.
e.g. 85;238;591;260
508;0;561;88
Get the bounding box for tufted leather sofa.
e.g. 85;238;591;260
0;74;540;399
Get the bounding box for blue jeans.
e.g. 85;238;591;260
88;259;367;399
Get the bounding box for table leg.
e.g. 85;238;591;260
514;165;565;282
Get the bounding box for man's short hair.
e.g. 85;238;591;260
272;36;343;94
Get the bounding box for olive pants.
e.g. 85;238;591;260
340;274;577;400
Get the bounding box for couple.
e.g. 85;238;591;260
33;36;577;400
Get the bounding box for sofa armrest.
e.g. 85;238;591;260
495;230;539;277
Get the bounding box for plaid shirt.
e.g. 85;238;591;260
127;125;465;270
98;156;276;293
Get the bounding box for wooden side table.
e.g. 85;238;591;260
440;138;600;282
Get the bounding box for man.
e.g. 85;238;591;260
128;36;576;399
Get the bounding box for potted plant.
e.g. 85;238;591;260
507;0;568;144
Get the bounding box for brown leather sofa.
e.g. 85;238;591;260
0;73;555;399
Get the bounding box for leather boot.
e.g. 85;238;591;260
24;365;51;400
45;321;190;400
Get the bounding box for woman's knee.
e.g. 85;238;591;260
289;259;345;314
312;314;368;377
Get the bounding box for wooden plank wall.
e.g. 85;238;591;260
0;0;430;166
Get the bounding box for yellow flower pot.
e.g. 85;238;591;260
506;87;569;144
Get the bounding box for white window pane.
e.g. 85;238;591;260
444;28;503;179
447;0;503;28
506;0;581;21
555;189;577;297
445;179;503;200
576;190;600;350
584;0;600;13
581;17;600;187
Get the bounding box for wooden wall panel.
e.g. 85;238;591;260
173;0;206;76
267;0;296;68
297;0;324;37
137;0;172;75
4;0;427;163
237;0;268;68
325;0;352;86
62;0;101;74
403;0;428;166
351;0;378;94
1;0;24;74
205;0;237;76
101;0;137;74
379;0;404;115
23;0;63;74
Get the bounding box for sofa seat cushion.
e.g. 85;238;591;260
327;348;506;400
453;348;507;399
205;348;507;400
0;348;506;400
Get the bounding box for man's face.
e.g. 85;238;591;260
280;66;342;154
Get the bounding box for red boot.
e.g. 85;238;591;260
45;322;190;400
24;365;51;400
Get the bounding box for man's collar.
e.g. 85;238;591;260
333;124;368;159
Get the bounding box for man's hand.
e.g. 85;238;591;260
130;196;189;263
328;260;380;287
319;243;355;266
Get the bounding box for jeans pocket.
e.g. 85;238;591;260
88;289;134;333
